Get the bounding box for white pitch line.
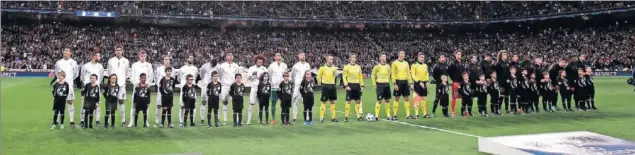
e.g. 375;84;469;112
333;110;480;138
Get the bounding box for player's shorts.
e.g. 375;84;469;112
66;84;75;101
320;84;337;102
53;99;66;111
249;88;259;105
117;85;127;100
105;101;118;111
220;85;231;101
451;82;462;98
83;100;97;110
200;86;209;101
393;80;411;97
292;85;302;104
184;101;196;109
345;83;362;101
413;81;428;97
135;102;149;111
376;83;392;100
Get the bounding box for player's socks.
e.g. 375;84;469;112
104;110;110;126
393;101;399;116
413;96;420;116
451;96;457;114
330;104;336;119
247;104;253;124
207;111;212;126
432;98;439;113
88;113;93;128
442;106;449;117
271;98;278;120
155;107;162;125
405;101;411;117
222;103;228;123
143;111;148;127
129;106;135;126
167;110;172;125
292;101;298;121
200;104;206;123
95;106;101;123
60;110;65;125
385;103;391;119
319;102;326;120
345;103;351;118
422;100;428;115
355;103;361;119
134;111;139;127
162;110;168;126
81;107;85;122
264;109;269;122
374;102;381;117
53;110;59;125
119;104;126;122
68;105;75;125
179;107;184;125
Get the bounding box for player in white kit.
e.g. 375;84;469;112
153;55;172;127
291;52;311;123
247;55;267;124
107;45;129;127
198;58;219;125
218;53;240;125
268;53;288;122
80;52;104;127
128;50;154;128
178;55;198;127
55;48;80;127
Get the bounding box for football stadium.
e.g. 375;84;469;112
2;1;635;155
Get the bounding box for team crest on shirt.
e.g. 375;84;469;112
284;84;292;94
90;87;99;98
261;85;270;94
213;85;221;96
306;83;314;93
110;86;119;96
166;80;174;92
56;86;67;96
139;88;148;98
236;85;245;96
187;88;195;98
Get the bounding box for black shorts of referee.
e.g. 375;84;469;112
393;80;411;97
413;81;428;97
375;83;392;101
345;83;362;101
320;84;337;102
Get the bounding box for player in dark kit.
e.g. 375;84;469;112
181;74;197;127
488;72;501;115
448;51;466;116
548;59;567;110
431;55;449;117
495;50;511;113
51;71;70;129
436;75;451;118
475;74;488;116
206;71;222;127
584;67;597;110
229;74;246;127
481;55;495;79
459;72;474;116
102;74;120;129
159;67;176;128
528;73;540;113
540;73;557;112
518;69;530;114
558;70;573;112
81;74;100;129
133;73;151;128
565;56;581;110
574;68;589;111
257;72;272;124
279;72;294;126
300;71;315;125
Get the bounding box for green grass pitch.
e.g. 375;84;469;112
2;77;634;155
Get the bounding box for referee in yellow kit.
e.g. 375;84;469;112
391;51;413;120
343;54;364;122
411;52;431;119
317;55;339;123
372;53;392;121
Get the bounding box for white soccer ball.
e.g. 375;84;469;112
365;113;376;122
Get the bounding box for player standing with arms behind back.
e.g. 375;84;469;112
447;51;465;116
342;54;364;122
80;52;104;127
178;55;198;127
107;45;129;127
268;53;288;123
55;47;80;127
372;53;392;120
317;55;339;123
247;55;267;125
391;51;413;120
291;52;311;123
128;50;153;128
411;52;430;119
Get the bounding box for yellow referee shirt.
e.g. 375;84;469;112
343;64;363;86
391;60;412;84
371;63;391;86
317;65;338;85
411;62;429;83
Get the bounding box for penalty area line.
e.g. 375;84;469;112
333;110;480;138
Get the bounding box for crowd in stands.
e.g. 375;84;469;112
2;22;634;72
2;1;634;20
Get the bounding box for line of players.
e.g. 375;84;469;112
49;46;597;129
